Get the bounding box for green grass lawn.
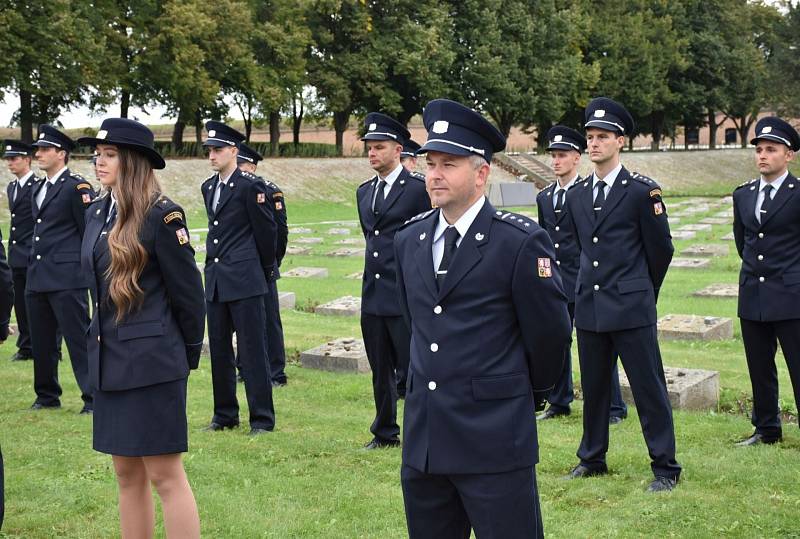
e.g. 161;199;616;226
2;162;800;537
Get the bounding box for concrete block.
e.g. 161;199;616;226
314;295;361;316
347;271;364;280
679;224;713;232
286;246;311;255
658;314;734;341
680;244;729;257
327;248;363;257
335;238;365;245
619;366;719;410
327;227;352;235
670;257;711;269
294;237;323;244
300;338;370;373
721;232;735;241
289;227;313;234
284;266;328;278
692;284;738;298
278;292;296;310
671;230;696;240
699;217;731;225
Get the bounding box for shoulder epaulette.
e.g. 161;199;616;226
630;172;659;187
359;175;377;188
75;182;93;191
88;190;109;205
409;171;426;181
69;172;86;181
492;209;537;233
735;178;758;191
264;179;282;192
402;208;436;226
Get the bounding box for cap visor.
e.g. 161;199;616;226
546;142;581;153
31;140;62;148
202;140;230;148
417;140;473;157
360;133;398;142
584;120;623;134
750;134;791;148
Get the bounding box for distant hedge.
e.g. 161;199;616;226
144;141;341;158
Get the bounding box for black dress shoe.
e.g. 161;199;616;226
537;407;570;421
11;351;33;361
203;421;239;431
647;476;678;492
735;433;782;447
364;438;401;449
249;427;272;436
30;402;61;410
609;415;625;425
563;464;608;479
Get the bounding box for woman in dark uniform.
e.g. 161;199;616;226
78;119;205;538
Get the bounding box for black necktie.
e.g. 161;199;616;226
554;189;565;213
594;180;607;214
436;226;460;289
758;184;773;223
373;179;387;215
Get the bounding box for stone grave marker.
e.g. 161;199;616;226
692;284;738;298
682;205;711;214
699;217;731;225
289;227;313;234
680;244;729;257
679;223;712;232
278;292;296;310
284;266;328;278
347;271;364;280
671;230;696;240
190;233;201;243
314;295;361;316
300;338;370;373
335;238;365;245
668;216;681;225
327;247;363;257
294;237;323;244
714;210;733;218
658;314;733;341
670;258;711;269
618;366;719;410
286;246;311;256
196;262;204;271
328;227;352;235
721;232;735;241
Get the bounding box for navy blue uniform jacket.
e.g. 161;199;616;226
394;201;571;474
263;178;287;280
7;174;41;269
734;173;800;321
565;168;673;332
0;232;13;339
537;179;581;303
357;168;430;316
201;169;276;302
82;194;205;392
27;170;95;292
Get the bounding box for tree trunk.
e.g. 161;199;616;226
292;96;304;147
738;116;748;149
19;90;33;143
707;109;717;149
269;111;281;156
120;91;130;118
194;109;203;154
649;112;664;152
171;106;186;145
333;110;350;156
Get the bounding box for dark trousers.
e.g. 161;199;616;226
740;318;800;438
208;295;275;430
401;464;543;539
548;303;628;418
11;267;31;355
361;313;410;441
265;280;287;383
1;445;4;531
26;289;92;408
576;325;681;479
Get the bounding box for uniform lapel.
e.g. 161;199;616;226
88;197;111;252
436;201;493;302
541;185;557;226
579;172;595;223
6;181;16;211
359;177;378;230
376;168;410;225
38;169;69;213
204;176;216;217
760;173;797;228
556;175;580;224
213;170;238;217
414;212;440;299
739;181;760;230
592;167;630;232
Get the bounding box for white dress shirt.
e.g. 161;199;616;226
432;196;486;272
372;163;404;209
553;174;579;208
591;163;622;200
755;171;788;223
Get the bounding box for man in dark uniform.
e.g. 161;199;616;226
0;174;14;531
563;98;680;492
395;99;571;538
400;138;421;172
4;140;41;361
732;117;800;446
356;113;431;449
237;142;288;387
201;121;278;435
28;125;95;413
535;127;628;423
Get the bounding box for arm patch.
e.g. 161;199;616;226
164;211;183;224
76;183;92;191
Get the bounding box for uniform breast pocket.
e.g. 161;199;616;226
53;252;80;263
472;373;529;401
117;320;165;341
617;278;651;294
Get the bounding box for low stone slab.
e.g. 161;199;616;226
286;246;311;256
327;227;352;235
195;244;207;253
278;291;296;310
196;262;204;271
670;258;711;269
671;211;693;218
190;233;202;243
682;205;711;214
335;238;365;245
692;284;738;298
347;271;364;280
679;224;713;232
300;338;370;373
658;314;733;341
294;237;323;244
488;182;539;207
680;244;729;257
314;295;361;316
289;227;313;234
699;217;731;225
327;248;363;257
284;266;328;278
619;366;719;411
671;230;696;240
714;210;733;218
668;217;681;224
721;232;735;241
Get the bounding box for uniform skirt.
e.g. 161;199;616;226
93;377;188;457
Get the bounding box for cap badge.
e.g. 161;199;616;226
38;133;45;139
554;135;563;142
208;130;216;137
368;123;377;131
594;109;606;118
762;126;772;134
432;120;449;134
96;130;107;140
419;232;426;241
5;145;10;150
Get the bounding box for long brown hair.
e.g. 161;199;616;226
105;147;162;322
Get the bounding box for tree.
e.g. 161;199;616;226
764;1;800;121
